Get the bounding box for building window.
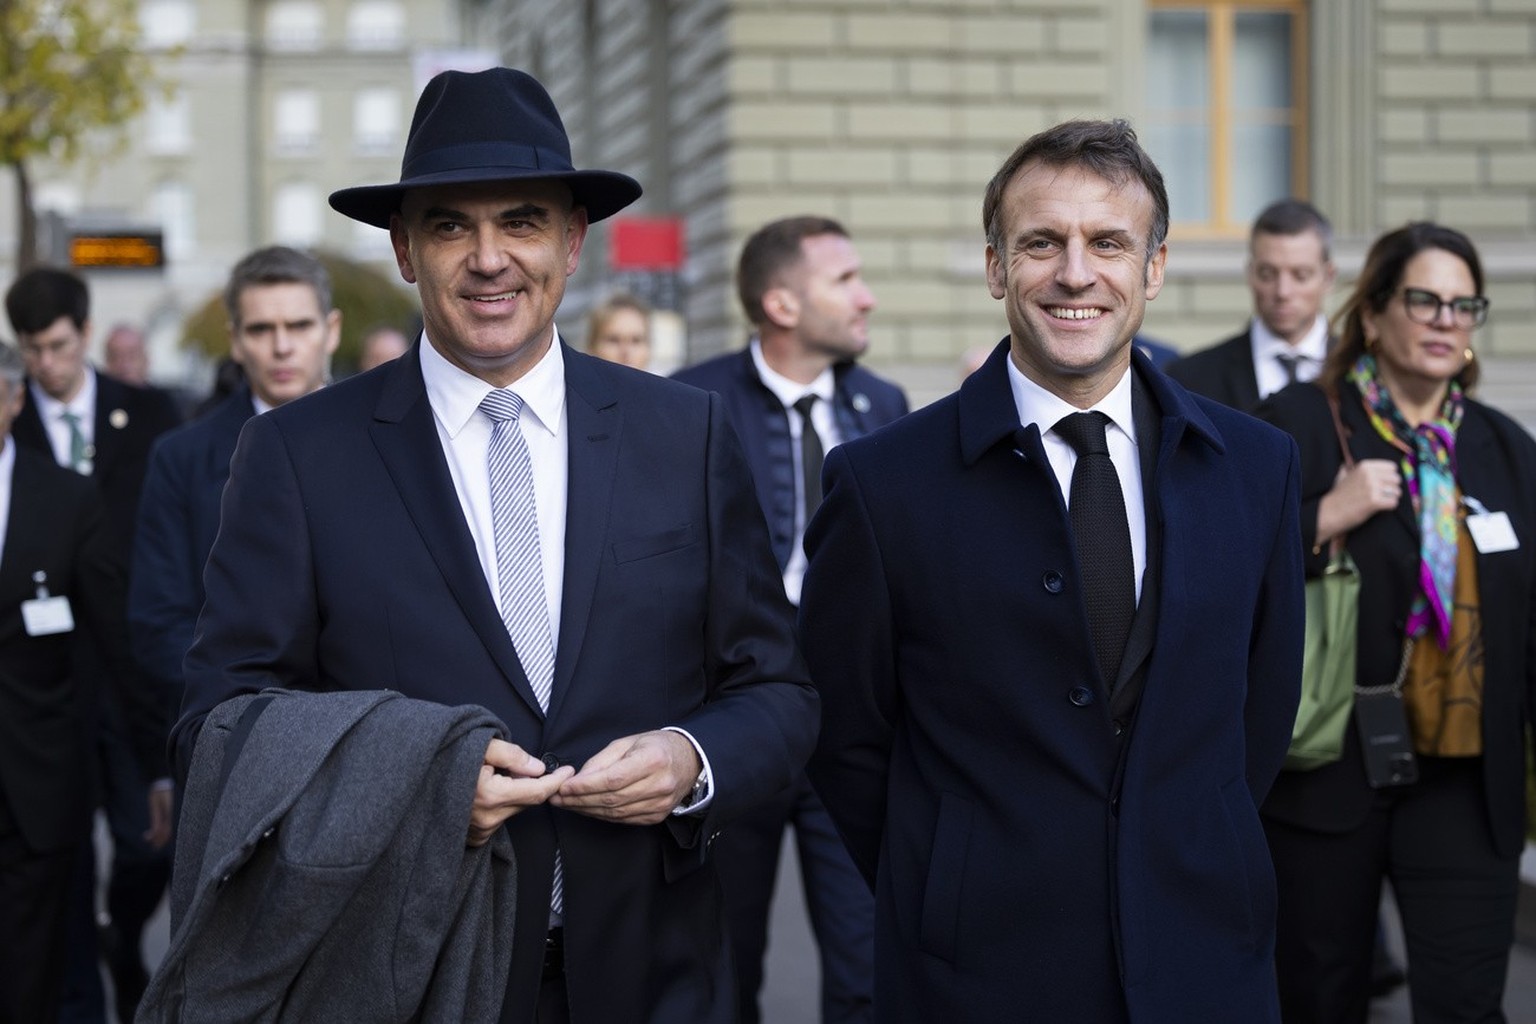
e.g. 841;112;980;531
273;182;322;246
140;0;195;47
347;1;405;50
1144;1;1308;235
145;93;191;155
153;181;195;260
266;1;323;52
353;87;399;155
274;89;320;156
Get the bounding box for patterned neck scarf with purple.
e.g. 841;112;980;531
1348;353;1464;648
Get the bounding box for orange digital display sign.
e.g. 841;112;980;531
69;233;165;268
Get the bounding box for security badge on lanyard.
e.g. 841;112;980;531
21;571;74;637
1463;495;1518;554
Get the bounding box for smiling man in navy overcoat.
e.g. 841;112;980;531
800;120;1305;1023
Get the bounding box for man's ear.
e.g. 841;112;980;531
763;286;800;330
389;214;416;285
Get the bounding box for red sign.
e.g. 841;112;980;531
611;217;685;271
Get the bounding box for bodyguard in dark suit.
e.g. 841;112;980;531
1166;199;1336;411
675;216;905;1023
174;67;817;1024
130;246;340;708
0;342;161;1021
800;120;1304;1022
5;266;180;1021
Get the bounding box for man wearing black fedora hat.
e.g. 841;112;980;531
172;67;817;1024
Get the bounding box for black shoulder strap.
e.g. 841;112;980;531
215;694;276;797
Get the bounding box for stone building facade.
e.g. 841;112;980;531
470;0;1536;409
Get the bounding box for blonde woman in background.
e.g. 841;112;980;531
586;293;652;370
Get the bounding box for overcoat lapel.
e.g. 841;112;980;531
367;349;545;718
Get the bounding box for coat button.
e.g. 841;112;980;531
541;752;562;773
1043;570;1064;593
1113;719;1126;736
1069;686;1094;706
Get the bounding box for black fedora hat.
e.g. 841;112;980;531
329;67;642;228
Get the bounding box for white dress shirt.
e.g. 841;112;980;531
1006;359;1147;602
418;332;712;817
749;339;840;607
1249;313;1328;400
419;332;568;643
29;368;96;472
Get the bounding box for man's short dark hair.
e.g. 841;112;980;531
5;267;90;335
223;246;334;327
1251;198;1333;262
982;119;1169;266
736;216;849;325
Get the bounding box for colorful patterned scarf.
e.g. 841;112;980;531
1348;353;1464;648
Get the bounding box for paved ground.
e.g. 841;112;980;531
756;833;1536;1023
123;818;1536;1023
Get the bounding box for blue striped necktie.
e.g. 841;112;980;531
480;388;556;710
480;387;562;914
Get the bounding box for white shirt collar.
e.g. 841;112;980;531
1006;357;1137;446
749;337;835;409
419;329;567;440
1250;314;1329;363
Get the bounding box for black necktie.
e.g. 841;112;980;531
1276;352;1302;385
1054;412;1135;689
794;395;824;522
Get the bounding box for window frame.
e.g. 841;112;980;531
1148;0;1310;238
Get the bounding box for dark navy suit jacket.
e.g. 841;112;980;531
672;349;909;572
0;446;157;850
129;388;255;701
1165;329;1263;412
800;341;1304;1023
173;344;818;1023
13;370;182;549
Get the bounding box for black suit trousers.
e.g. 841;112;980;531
1265;756;1519;1024
0;793;75;1023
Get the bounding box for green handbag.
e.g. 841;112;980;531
1284;390;1361;771
1285;542;1360;770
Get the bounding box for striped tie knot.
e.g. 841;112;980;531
480;388;526;423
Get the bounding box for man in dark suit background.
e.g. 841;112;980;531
799;119;1304;1022
0;341;161;1020
1166;198;1335;411
173;67;817;1024
674;216;906;1023
131;246;339;719
5;266;180;1022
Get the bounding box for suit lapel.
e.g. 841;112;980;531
368;351;546;718
0;452;60;635
549;349;620;721
91;374;128;474
1228;334;1261;410
12;387;51;462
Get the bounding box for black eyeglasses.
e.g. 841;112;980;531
1400;287;1489;330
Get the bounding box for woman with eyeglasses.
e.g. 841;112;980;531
1255;221;1536;1022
